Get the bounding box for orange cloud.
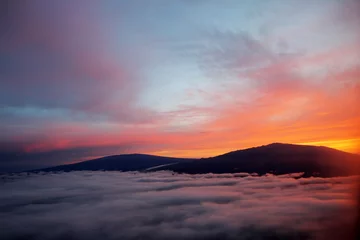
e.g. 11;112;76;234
17;40;360;159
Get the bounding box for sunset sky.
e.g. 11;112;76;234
0;0;360;171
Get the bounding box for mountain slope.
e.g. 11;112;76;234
37;154;192;172
35;143;360;177
156;143;360;177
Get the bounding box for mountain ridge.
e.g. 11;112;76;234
157;143;360;177
33;143;360;177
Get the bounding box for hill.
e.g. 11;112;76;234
35;143;360;177
37;154;191;172
155;143;360;177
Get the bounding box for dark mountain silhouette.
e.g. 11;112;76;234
37;154;192;172
35;143;360;177
156;143;360;177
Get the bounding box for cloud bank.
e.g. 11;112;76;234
0;171;358;240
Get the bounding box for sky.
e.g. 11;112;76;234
0;0;360;171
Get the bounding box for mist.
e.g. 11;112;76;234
0;171;357;240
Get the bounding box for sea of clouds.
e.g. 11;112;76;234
0;171;358;240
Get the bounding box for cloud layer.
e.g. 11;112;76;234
0;171;358;240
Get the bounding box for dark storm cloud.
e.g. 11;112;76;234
0;172;358;240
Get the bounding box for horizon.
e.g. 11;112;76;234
1;0;359;172
78;142;360;160
30;142;360;171
3;141;360;173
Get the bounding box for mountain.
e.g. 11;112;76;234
36;154;192;172
155;143;360;177
35;143;360;177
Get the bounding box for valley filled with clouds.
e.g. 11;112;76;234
1;171;358;240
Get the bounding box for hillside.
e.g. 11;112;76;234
37;154;192;172
156;143;360;177
35;143;360;177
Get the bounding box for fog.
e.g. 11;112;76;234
0;171;358;240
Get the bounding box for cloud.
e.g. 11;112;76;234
197;29;275;78
0;1;155;124
0;171;358;240
0;0;359;170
